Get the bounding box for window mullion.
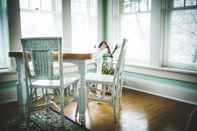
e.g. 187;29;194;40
147;0;149;10
97;0;104;41
52;0;56;12
196;0;197;6
150;0;162;67
138;0;140;12
39;0;42;10
184;0;186;7
162;0;171;67
62;0;72;51
27;0;30;9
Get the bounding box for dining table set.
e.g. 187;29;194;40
8;37;127;130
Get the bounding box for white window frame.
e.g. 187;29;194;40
0;0;10;70
163;0;197;71
19;0;62;38
117;0;197;71
62;0;102;52
19;0;102;53
108;0;197;83
118;0;152;66
20;0;60;12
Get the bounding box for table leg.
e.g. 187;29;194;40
15;57;29;126
78;61;87;125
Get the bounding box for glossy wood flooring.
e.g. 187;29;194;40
0;88;196;131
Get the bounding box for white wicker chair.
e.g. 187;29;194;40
86;38;127;122
22;37;79;127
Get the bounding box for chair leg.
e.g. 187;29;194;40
72;82;78;120
113;95;121;123
73;83;77;97
34;88;38;99
119;88;122;110
44;89;49;129
42;88;45;100
70;84;74;96
75;102;79;121
119;80;123;110
101;84;105;99
113;98;117;123
46;89;50;112
60;87;65;126
117;97;121;120
27;88;34;129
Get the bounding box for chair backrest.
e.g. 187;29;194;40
21;37;59;51
30;49;53;79
21;37;62;80
112;38;127;95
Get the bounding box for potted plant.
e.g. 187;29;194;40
97;41;119;75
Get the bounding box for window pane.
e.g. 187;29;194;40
20;11;62;37
121;13;151;65
30;0;41;10
186;0;197;6
71;0;98;52
0;0;9;69
140;0;151;11
56;0;62;12
20;0;62;38
173;0;184;8
130;1;138;12
41;0;52;11
122;0;151;13
19;0;29;9
122;0;138;13
168;9;197;66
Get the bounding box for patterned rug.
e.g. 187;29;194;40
6;108;88;131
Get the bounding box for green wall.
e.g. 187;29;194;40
1;73;197;93
0;80;16;91
124;72;197;91
0;71;197;104
0;80;17;103
102;0;108;40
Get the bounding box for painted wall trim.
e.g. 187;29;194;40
1;64;197;105
0;71;16;83
0;87;17;104
2;64;197;83
1;77;197;105
124;78;197;105
125;65;197;83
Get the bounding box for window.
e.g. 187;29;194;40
0;0;9;69
20;0;99;52
120;0;151;65
166;0;197;70
71;0;98;52
19;0;62;38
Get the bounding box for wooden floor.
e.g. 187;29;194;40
0;88;196;131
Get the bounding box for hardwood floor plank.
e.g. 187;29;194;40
0;88;195;131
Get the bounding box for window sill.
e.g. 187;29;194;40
125;63;197;83
126;63;197;75
0;69;16;83
0;69;16;75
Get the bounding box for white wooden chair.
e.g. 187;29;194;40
22;37;79;127
86;38;127;122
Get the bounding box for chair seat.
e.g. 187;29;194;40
31;77;79;89
86;73;113;85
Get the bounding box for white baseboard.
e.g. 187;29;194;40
0;88;17;104
1;76;197;106
123;78;197;105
